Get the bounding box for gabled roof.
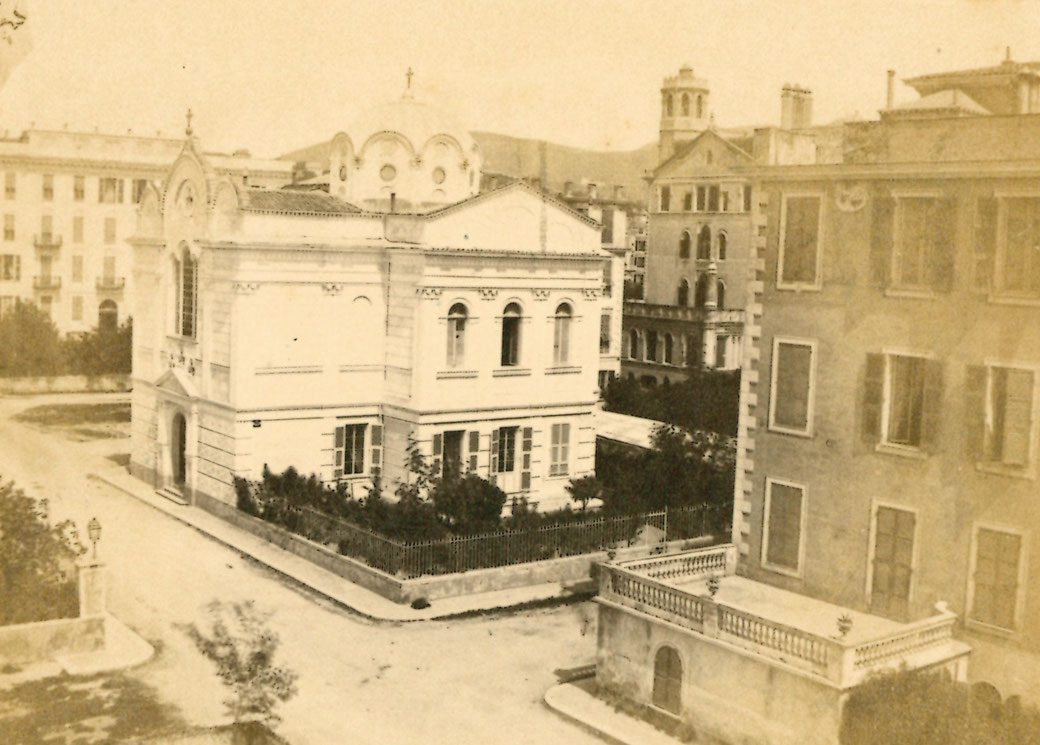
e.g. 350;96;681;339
651;128;753;177
423;180;602;228
884;88;991;116
241;189;361;216
155;367;198;399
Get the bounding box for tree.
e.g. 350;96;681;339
183;600;298;739
0;478;84;625
0;300;64;377
431;472;508;534
62;317;133;375
565;475;601;513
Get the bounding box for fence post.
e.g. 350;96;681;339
664;509;669;541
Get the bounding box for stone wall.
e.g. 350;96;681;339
0;374;130;395
0;616;106;665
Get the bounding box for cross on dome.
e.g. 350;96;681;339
185;108;194;137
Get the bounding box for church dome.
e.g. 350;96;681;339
329;94;482;213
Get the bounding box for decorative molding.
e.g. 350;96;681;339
233;282;260;294
582;288;602;299
416;286;443;299
479;287;499;300
532;288;551;301
322;282;344;295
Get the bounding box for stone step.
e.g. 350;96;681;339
155;487;189;506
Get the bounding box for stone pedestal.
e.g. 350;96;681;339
77;557;106;617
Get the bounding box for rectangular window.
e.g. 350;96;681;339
999;197;1040;298
42;174;53;201
721;190;730;212
599;313;611;354
863;353;942;452
496;427;517;473
683;192;693;211
659;186;670;212
762;479;804;574
72;255;83;283
4;171;14;199
893;198;940;289
3;214;13;241
970;527;1022;630
967;365;1036;469
743;185;752;213
73;216;83;243
99;177;123;204
550;422;570;477
132;178;148;204
707;185;720;212
769;337;815;432
696;185;706;211
885;355;925;447
870;505;916;619
778;195;822;288
71;295;83;321
0;254;19;280
334;424;366;477
73;175;85;201
104;217;116;244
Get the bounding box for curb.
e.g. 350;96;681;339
543;682;681;745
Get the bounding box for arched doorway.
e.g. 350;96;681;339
98;299;118;334
653;645;683;714
171;412;187;489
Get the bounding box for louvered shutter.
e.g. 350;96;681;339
964;366;987;461
862;354;885;443
920;359;944;454
489;428;499;485
334;426;345;479
432;433;442;478
1002;369;1034;467
931;197;957;292
974;197;998;293
870;196;895;287
468;431;479;472
370;425;383;477
520;427;532;491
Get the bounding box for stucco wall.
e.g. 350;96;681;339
0;615;105;665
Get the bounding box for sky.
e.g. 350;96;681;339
1;0;1039;157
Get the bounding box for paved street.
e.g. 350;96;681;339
0;393;603;745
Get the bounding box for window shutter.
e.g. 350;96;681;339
870;196;895;287
370;425;383;476
432;433;442;477
521;427;532;491
920;359;944;454
974;197;998;293
862;353;885;443
1002;369;1034;467
489;428;499;484
931;197;957;292
964;366;987;461
334;426;345;479
468;430;479;472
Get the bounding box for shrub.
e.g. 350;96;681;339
431;472;508;535
602;369;740;437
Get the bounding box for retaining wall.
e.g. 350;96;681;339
195;491;714;605
0;615;106;665
0;374;131;395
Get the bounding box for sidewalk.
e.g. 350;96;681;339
90;465;582;622
544;681;683;745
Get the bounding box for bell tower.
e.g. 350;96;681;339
659;65;711;164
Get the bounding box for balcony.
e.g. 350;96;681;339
33;233;62;252
597;545;970;690
96;276;126;291
33;275;61;291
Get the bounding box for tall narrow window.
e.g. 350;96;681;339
3;214;13;241
646;330;658;362
694;274;709;308
696;186;706;212
99;178;122;204
553;303;572;365
696;95;703;118
599;313;611;354
679;231;691;259
98;299;118;333
681;93;690;116
132;179;149;204
664;94;673;117
1000;197;1040;298
893;198;940;290
778;195;822;288
717;232;727;261
4;172;14;199
334;423;366;478
682;192;693;211
863;353;942;451
550;422;570;477
871;505;916;619
176;250;198;339
716;280;726;309
763;479;804;574
677;278;690;307
497;427;517;473
769;338;815;435
707;185;719;212
966;365;1036;469
42;174;53;201
628;328;640;360
663;334;674;365
500;302;521;367
743;185;753;212
73;175;85;201
696;226;711;260
446;303;467;368
660;186;671;212
970;528;1022;630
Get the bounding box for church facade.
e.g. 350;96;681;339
129;95;621;513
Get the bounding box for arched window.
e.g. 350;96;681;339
717;280;726;309
685;334;700;367
446;303;467;367
664;334;674;365
677;278;690;307
717;231;727;261
553;302;572;365
697;226;711;260
653;646;683;714
98;299;117;334
696;95;704;118
628;328;641;360
679;231;691;259
174;247;198;338
646;330;658;362
695;274;710;308
664;94;673;117
501;302;522;367
681;93;690;116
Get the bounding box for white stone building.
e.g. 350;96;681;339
129;95;623;512
0;126;291;332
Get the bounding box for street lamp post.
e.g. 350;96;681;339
87;516;101;559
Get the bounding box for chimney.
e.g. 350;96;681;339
781;85;813;129
886;70;896;109
588;182;598;199
390;193;396;213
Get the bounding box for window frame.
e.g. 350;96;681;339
761;477;807;578
500;302;522;367
549;422;571;478
890;190;943;295
776;192;824;291
552;302;573;366
172;246;199;340
993;191;1040;303
496;426;518;473
965;522;1029;636
975;360;1040;478
768;336;817;437
446;302;468;369
865;500;920;618
879;350;931;453
335;423;367;478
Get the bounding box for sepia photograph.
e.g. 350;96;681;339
0;1;1039;743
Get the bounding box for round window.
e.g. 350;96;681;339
339;165;348;181
380;164;397;182
432;166;446;184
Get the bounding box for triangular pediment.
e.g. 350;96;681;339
155;367;198;399
653;129;753;180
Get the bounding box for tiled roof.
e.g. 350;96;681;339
241;189;361;215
